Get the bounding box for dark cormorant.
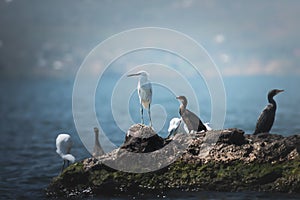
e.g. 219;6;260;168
176;96;207;132
253;89;284;135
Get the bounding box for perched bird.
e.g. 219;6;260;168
127;70;152;126
204;122;212;131
176;96;207;132
254;89;284;135
167;117;189;137
56;133;75;172
92;127;105;157
167;118;212;138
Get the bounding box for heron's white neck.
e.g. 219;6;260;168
138;75;149;86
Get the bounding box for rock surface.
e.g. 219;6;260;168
122;124;165;153
46;124;300;197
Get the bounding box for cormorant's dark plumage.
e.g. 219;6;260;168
254;89;284;135
176;96;207;132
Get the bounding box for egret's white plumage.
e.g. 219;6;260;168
127;70;152;126
204;123;212;131
167;117;212;137
56;133;75;172
167;117;188;137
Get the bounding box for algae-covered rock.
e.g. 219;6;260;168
46;124;300;197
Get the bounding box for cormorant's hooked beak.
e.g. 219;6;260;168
276;89;284;94
176;96;181;100
176;96;184;103
127;72;141;77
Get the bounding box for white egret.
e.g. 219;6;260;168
204;122;212;131
167;117;189;137
92;127;105;157
167;117;212;137
56;133;75;172
127;70;152;126
176;96;207;132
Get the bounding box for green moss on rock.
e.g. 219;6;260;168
46;127;300;197
47;158;300;197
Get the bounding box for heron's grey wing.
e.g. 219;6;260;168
139;83;152;102
149;85;152;102
254;104;275;134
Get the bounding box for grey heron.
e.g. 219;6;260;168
176;96;207;132
254;89;284;135
127;70;152;126
56;133;75;172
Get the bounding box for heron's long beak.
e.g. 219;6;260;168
127;73;141;77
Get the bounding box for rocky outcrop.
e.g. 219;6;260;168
121;124;165;153
46;124;300;197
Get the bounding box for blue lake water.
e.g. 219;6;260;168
1;75;300;199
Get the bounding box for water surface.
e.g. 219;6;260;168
1;76;299;199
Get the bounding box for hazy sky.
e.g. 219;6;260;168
0;0;300;78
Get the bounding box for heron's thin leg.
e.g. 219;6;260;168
67;160;70;167
148;104;152;127
140;103;144;124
